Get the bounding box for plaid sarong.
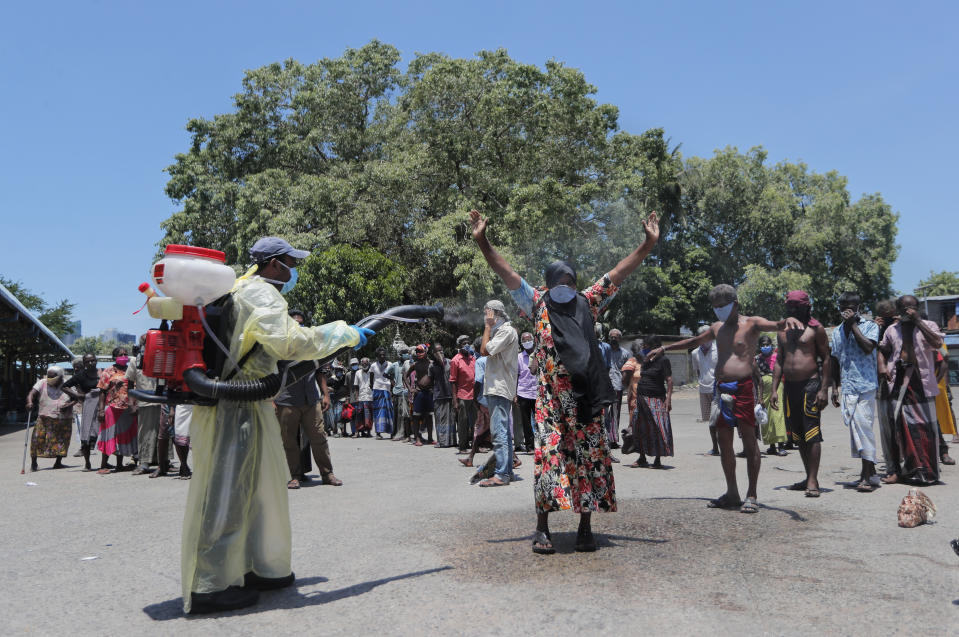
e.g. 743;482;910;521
373;389;394;435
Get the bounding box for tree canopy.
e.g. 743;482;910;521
916;270;959;297
0;276;76;338
161;40;899;337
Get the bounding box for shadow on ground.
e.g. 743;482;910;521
143;567;452;620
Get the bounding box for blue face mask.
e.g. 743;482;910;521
351;364;359;371
549;285;577;304
760;346;773;355
261;259;298;294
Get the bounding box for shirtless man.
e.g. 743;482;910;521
771;290;831;497
648;284;802;513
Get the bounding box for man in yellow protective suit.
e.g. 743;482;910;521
182;237;374;614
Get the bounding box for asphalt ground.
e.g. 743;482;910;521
1;390;957;636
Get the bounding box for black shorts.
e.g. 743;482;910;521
783;376;822;444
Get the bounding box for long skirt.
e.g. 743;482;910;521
434;398;455;447
890;362;939;484
79;390;100;441
137;404;161;465
631;395;674;457
372;389;394;435
935;377;957;436
533;377;616;514
759;375;787;444
31;415;72;458
98;405;138;457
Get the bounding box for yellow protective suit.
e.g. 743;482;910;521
181;272;359;612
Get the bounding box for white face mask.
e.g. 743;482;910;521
522;340;534;350
548;285;577;304
714;301;735;322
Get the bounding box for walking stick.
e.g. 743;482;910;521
20;412;33;475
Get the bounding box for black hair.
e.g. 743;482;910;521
644;334;662;348
897;295;918;311
111;347;126;358
837;291;861;306
758;334;773;346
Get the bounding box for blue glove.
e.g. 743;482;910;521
350;325;376;350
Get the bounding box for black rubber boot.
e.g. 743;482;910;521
189;586;259;614
243;571;295;591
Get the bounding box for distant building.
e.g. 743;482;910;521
918;294;959;385
62;320;81;346
99;327;136;345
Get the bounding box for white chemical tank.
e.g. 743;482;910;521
151;245;236;305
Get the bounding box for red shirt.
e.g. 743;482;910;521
448;352;476;400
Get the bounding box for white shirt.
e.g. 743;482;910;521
484;321;519;400
369;361;392;392
353;368;373;402
691;343;718;393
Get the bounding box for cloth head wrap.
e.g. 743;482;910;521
785;290;821;327
544;261;577;289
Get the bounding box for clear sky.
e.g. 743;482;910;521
1;1;955;339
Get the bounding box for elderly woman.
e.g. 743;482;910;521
25;366;78;471
626;334;674;469
471;208;659;554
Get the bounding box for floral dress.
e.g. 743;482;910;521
510;273;618;513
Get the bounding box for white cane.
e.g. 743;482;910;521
20;412;34;475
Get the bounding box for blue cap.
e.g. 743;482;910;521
249;237;310;263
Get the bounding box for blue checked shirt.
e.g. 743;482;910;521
829;318;880;395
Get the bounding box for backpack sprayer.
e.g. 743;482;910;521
129;244;444;406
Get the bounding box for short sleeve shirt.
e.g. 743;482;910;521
829;318;879;395
370;361;392;392
97;365;130;410
353;368;373;402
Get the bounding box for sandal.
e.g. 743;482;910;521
707;494;743;509
532;530;555;555
287;479;300;490
805;487;821;498
856;480;875;493
96;468;112;475
740;497;759;513
478;477;508;487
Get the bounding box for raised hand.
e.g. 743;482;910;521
642;211;660;245
469;209;488;241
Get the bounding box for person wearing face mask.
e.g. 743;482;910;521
476;300;519;487
127;333;164;475
470;208;660;554
25;365;78;471
179;237;373;614
449;336;477;453
351;357;375;437
389;349;413;442
370;348;395;440
324;359;349;437
63;353;102;471
769;290;832;498
755;335;787;457
647;284;803;513
515;332;538;454
95;347;138;474
691;326;720;454
828;291;881;492
603;329;631;450
876;295;945;485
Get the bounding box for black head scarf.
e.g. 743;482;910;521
543;261;614;423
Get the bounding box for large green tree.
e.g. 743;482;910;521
916;270;959;296
161;41;898;337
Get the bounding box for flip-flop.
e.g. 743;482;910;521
856;480;875;492
287;479;300;489
707;494;743;509
478;477;507;487
96;468;111;475
787;480;807;491
740;497;759;513
805;488;821;498
532;530;555;555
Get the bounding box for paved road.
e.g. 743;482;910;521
2;391;957;636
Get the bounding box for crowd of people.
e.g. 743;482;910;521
16;220;958;613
